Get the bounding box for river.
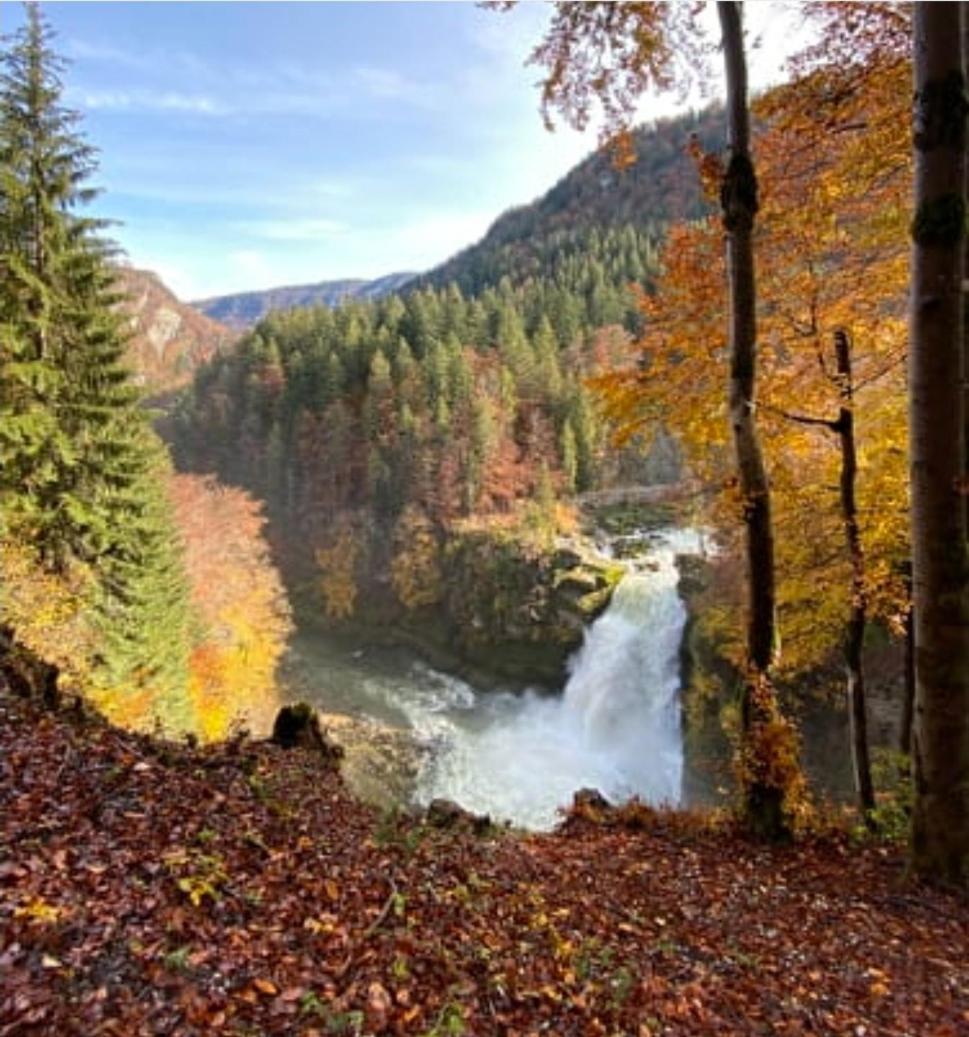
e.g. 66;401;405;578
284;528;703;830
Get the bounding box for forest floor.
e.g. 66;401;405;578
1;687;967;1037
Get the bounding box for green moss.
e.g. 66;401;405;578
575;587;614;617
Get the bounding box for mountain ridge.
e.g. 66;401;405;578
418;104;725;296
187;104;724;329
192;271;417;329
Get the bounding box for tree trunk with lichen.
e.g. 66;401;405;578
910;2;969;885
717;1;795;840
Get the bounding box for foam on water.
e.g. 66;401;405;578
410;528;702;829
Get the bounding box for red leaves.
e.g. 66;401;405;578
2;687;968;1036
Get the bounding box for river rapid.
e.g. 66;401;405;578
284;528;702;830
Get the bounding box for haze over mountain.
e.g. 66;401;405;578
420;106;724;296
192;272;417;329
188;107;721;333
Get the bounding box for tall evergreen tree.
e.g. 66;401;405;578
0;4;192;721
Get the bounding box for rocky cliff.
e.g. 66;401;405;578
114;267;238;392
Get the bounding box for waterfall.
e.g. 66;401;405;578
412;528;700;829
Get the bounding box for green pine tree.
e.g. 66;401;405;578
0;4;192;724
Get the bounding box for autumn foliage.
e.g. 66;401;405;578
168;474;292;741
2;688;968;1035
594;43;910;681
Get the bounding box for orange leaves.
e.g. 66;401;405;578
169;473;292;740
591;46;911;679
3;687;969;1037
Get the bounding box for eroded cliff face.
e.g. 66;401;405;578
296;522;625;690
114;267;238;392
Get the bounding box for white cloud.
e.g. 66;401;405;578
66;38;151;70
67;38;220;81
71;87;231;116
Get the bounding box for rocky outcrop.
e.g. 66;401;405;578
113;267;238;392
425;798;493;834
397;531;624;688
317;712;424;810
269;702;425;810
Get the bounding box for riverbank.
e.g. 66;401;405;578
2;685;966;1036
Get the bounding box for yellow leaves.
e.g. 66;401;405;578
316;525;360;620
87;683;157;733
390;506;443;610
170;474;292;742
588;57;912;683
0;537;98;695
13;897;66;924
165;849;228;908
176;875;220;907
303;912;342;936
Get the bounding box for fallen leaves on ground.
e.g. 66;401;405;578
1;689;967;1036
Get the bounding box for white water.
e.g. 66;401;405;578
286;528;701;831
408;528;700;829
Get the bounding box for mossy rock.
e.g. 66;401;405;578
319;713;424;809
554;571;604;598
574;587;615;618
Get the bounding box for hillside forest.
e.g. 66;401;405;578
1;3;969;1032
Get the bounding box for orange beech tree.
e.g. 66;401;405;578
755;0;969;882
168;474;292;741
596;42;911;824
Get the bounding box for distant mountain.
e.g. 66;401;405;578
421;105;725;296
115;267;238;392
187;106;723;334
193;271;417;329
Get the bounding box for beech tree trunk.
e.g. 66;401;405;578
833;330;876;823
910;3;969;884
962;1;969;533
717;2;787;837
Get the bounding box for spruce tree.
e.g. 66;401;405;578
0;4;192;724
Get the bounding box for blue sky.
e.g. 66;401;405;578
3;2;808;300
